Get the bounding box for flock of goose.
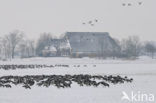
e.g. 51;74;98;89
0;64;69;70
0;74;133;89
81;1;143;25
82;19;98;26
0;64;133;89
0;64;97;70
122;1;143;6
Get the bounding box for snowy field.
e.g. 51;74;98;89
0;57;156;103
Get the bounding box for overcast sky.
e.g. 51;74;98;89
0;0;155;41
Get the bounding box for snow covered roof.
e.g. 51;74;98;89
50;38;71;50
59;39;71;49
49;46;57;52
64;32;120;53
44;46;57;52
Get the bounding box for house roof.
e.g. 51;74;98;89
51;38;71;50
65;32;119;53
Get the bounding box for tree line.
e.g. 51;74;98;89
0;30;156;60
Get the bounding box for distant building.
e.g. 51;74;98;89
42;46;57;57
42;32;120;58
64;32;120;58
42;38;71;57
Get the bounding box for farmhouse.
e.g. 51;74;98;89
42;32;120;58
64;32;120;58
42;38;71;57
42;46;57;57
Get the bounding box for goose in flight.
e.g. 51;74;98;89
128;3;132;6
138;2;142;5
122;3;126;6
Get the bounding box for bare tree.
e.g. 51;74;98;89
111;38;121;59
28;40;35;57
144;42;156;59
18;40;35;58
5;30;23;59
18;42;27;58
0;38;4;59
0;37;12;60
36;33;53;56
121;36;141;59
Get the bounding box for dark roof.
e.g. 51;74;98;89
65;32;109;37
65;32;119;53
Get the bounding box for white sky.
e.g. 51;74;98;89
0;0;156;41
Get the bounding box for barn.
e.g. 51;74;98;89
64;32;120;58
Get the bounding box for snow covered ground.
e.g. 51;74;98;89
0;57;156;103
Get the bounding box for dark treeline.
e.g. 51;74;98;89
0;30;156;60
